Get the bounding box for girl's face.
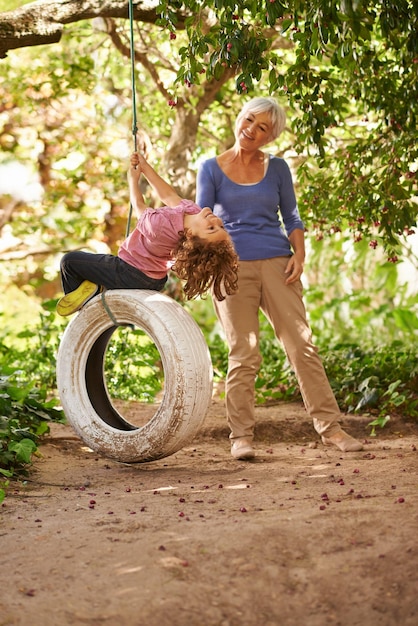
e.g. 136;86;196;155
188;208;230;243
236;110;273;149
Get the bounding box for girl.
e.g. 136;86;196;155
57;152;238;316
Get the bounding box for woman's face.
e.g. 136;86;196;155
236;110;273;149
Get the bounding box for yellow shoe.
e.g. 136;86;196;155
56;281;99;316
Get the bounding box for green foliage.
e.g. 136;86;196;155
0;303;66;498
321;342;418;419
104;326;164;402
255;316;300;404
3;305;65;390
156;0;417;253
304;234;418;347
0;364;65;500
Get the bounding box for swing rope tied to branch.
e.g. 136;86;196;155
101;0;138;329
127;0;138;237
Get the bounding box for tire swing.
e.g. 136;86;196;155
56;2;213;462
56;290;213;463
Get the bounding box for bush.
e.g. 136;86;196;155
0;366;65;503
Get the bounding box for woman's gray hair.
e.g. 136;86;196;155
235;97;286;141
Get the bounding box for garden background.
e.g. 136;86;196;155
0;0;417;499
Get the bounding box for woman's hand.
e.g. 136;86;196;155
286;228;305;284
284;254;304;285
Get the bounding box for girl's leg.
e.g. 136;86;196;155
213;261;262;442
60;251;166;293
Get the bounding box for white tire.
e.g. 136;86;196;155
56;290;213;462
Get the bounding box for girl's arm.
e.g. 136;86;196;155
127;156;148;219
131;152;183;207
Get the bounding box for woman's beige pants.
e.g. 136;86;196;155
213;257;343;442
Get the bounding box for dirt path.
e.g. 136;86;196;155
1;400;417;626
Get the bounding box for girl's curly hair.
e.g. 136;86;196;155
172;231;239;301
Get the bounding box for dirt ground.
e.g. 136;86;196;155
1;397;417;626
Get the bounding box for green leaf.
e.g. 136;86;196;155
9;438;37;464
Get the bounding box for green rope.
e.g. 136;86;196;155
101;291;135;330
126;0;138;238
99;2;138;329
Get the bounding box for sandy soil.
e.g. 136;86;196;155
1;398;417;626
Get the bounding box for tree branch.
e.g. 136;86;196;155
0;0;174;59
104;18;172;101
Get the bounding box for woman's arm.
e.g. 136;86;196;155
131;152;183;207
285;228;305;284
196;160;216;209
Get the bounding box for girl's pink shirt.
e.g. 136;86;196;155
118;199;200;278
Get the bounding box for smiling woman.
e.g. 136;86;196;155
196;96;364;458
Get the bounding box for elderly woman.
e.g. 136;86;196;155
196;96;363;460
